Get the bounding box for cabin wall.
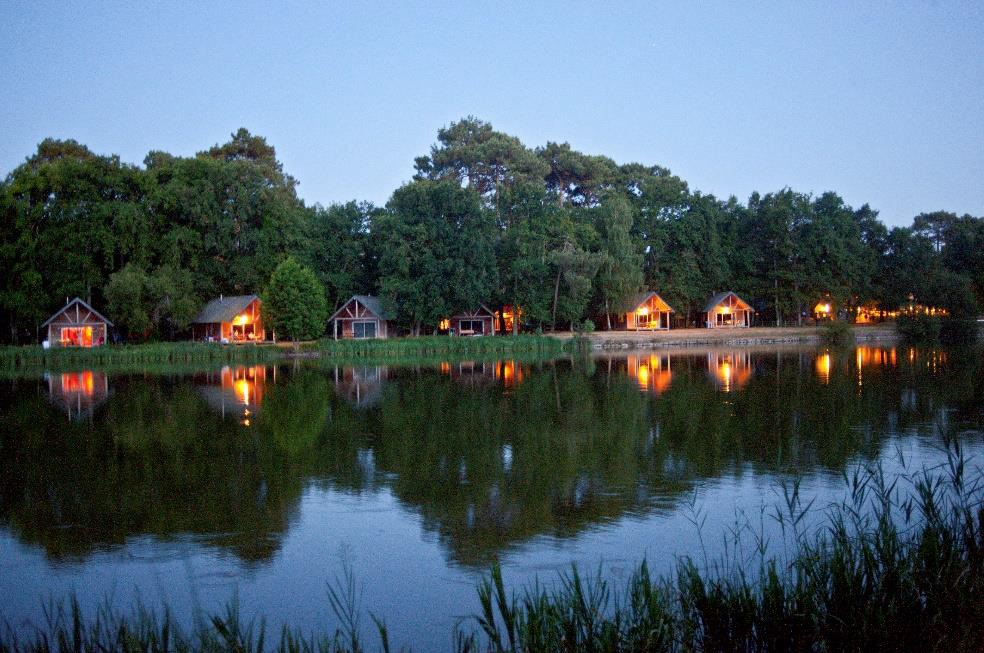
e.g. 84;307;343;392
332;318;388;339
450;315;494;335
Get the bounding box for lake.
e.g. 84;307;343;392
0;344;981;650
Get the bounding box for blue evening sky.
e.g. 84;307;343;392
1;1;982;227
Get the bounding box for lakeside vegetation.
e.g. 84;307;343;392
2;435;981;652
2;120;982;344
0;335;570;372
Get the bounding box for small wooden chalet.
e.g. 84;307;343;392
191;295;265;342
448;305;496;336
42;297;112;347
329;295;392;339
624;292;674;330
702;292;753;328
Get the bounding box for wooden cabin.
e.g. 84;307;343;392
191;295;265;343
813;300;834;321
42;298;112;347
624;292;673;330
494;305;522;334
702;292;753;328
329;295;393;339
447;305;496;336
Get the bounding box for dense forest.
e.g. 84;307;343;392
1;118;981;343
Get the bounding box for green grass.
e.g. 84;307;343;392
0;342;283;372
304;335;569;359
3;434;981;652
0;336;569;374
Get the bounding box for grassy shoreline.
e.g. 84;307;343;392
0;336;571;372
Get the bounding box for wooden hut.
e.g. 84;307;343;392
624;292;673;330
448;305;496;336
42;297;112;347
191;295;265;343
702;292;753;328
329;295;393;339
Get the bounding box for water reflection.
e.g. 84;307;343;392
627;354;672;394
45;370;110;420
0;345;980;568
332;365;389;407
195;365;271;425
707;351;753;392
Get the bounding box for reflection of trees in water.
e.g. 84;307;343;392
0;347;979;566
0;369;311;562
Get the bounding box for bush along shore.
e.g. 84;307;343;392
2;435;982;652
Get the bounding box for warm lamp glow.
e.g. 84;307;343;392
720;306;731;314
235;379;250;405
816;353;831;383
637;306;649;316
233;314;249;326
439;319;450;331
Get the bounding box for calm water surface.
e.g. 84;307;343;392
1;345;982;650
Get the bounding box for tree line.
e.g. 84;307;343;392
1;118;981;343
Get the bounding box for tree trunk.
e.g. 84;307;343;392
551;269;562;331
774;275;781;327
512;300;518;335
605;299;611;330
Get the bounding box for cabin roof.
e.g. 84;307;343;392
42;297;114;327
192;295;259;324
704;291;751;313
451;304;495;318
329;295;392;321
628;291;674;313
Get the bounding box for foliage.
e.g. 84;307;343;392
263;257;329;342
896;314;943;343
1;120;983;343
820;319;855;346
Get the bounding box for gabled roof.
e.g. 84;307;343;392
42;297;114;327
192;295;259;324
628;291;674;313
451;304;496;318
328;295;393;321
704;291;751;313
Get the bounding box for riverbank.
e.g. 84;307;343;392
554;324;897;351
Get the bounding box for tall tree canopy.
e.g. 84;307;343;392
0;120;980;343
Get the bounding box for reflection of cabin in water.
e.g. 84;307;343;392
624;292;673;331
45;370;110;420
42;298;112;347
191;295;265;343
438;360;525;389
329;295;393;339
702;292;752;328
440;360;498;387
626;353;672;393
707;351;753;392
332;366;389;407
196;365;270;425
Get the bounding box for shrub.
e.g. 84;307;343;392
820;319;854;346
896;314;942;343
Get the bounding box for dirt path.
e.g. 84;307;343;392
549;324;897;350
